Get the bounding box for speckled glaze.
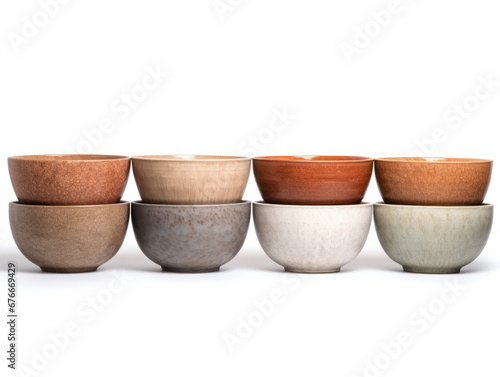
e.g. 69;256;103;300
9;202;130;273
253;202;373;273
253;156;373;205
375;157;492;206
8;155;130;205
132;201;251;272
374;203;493;273
132;155;251;204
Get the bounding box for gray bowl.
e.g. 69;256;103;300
132;201;251;272
374;202;494;273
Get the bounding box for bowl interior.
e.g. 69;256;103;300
132;200;250;208
373;202;494;209
9;201;130;209
254;155;372;163
375;157;492;163
9;154;129;162
252;201;373;208
132;155;249;161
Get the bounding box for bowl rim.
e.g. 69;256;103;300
9;201;130;209
373;202;493;209
375;157;492;164
132;200;251;208
8;154;130;162
131;155;251;162
253;155;373;163
252;201;373;208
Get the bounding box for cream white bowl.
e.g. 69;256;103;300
253;202;373;273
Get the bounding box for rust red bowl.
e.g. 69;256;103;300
375;157;493;206
8;154;130;205
253;156;373;205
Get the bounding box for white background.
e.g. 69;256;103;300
0;1;499;376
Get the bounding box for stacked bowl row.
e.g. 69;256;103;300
6;154;494;274
8;155;131;273
253;156;374;273
374;157;493;273
131;155;251;272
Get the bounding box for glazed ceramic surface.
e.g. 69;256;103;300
9;202;130;273
253;202;373;273
132;201;251;272
132;155;251;204
374;203;493;273
253;156;373;205
8;155;130;205
375;157;492;206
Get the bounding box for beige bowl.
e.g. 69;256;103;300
10;201;130;273
132;155;251;204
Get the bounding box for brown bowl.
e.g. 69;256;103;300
132;155;251;204
9;201;130;273
8;154;130;205
375;157;493;206
253;156;373;205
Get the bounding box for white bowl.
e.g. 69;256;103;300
253;202;373;273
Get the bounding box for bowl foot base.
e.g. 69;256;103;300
402;266;461;274
161;266;220;273
40;266;98;273
284;267;341;274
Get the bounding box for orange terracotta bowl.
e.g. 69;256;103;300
8;155;130;205
253;156;373;205
375;157;493;206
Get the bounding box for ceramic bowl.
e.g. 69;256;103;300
132;201;251;272
375;157;492;206
8;154;130;205
132;155;251;205
253;156;373;205
374;203;493;273
253;202;373;273
9;202;130;273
